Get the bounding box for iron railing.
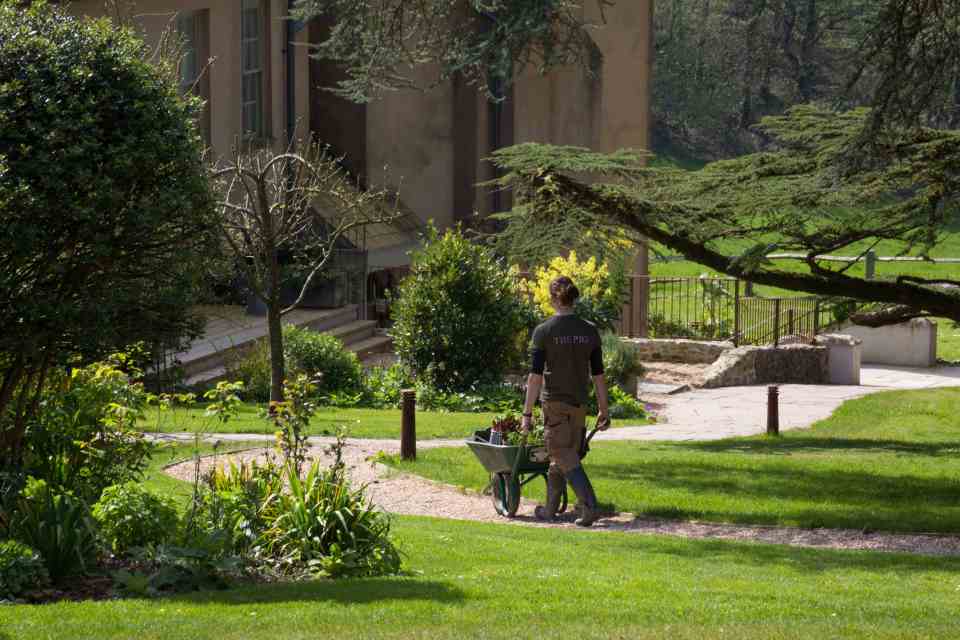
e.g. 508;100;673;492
617;276;847;346
625;276;738;341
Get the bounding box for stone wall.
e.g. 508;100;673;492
701;344;828;388
840;319;938;367
622;338;734;365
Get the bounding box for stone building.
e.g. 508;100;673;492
69;1;653;274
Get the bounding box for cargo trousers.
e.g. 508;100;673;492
542;400;586;474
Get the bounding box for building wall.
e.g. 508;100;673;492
68;0;311;160
364;65;458;231
68;1;652;251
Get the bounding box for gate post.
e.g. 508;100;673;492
635;244;649;338
773;299;782;347
865;251;877;280
733;279;741;346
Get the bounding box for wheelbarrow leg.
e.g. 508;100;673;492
491;472;521;517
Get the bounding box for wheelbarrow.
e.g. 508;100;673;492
466;425;601;518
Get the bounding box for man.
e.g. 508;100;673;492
521;275;611;527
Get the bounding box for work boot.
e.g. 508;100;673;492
535;467;565;521
565;465;600;527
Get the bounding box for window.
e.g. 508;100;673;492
176;10;211;144
241;0;265;138
176;12;199;94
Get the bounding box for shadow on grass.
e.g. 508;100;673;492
627;534;960;575
588;456;960;532
593;457;960;505
685;436;960;457
167;577;466;606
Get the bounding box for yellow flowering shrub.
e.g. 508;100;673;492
518;251;627;329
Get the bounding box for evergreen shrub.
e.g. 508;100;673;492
391;228;536;391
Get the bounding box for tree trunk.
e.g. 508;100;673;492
739;4;764;129
267;248;285;403
797;0;819;101
0;357;24;420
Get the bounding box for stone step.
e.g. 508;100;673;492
348;335;394;360
180;313;378;388
327;319;377;346
302;305;361;333
178;306;359;378
183;365;228;388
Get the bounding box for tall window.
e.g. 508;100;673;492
176;11;211;144
176;12;199;94
241;0;265;138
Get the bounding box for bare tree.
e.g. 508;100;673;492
211;141;400;402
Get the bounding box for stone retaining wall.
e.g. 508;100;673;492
621;338;734;365
840;319;938;367
701;344;828;388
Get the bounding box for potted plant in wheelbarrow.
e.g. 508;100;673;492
466;414;570;517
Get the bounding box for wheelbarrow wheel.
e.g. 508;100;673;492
491;472;520;517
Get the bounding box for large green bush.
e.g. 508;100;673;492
92;483;180;555
283;326;363;396
0;1;213;454
391;228;536;391
0;540;49;600
226;327;363;402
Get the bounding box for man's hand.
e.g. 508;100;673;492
521;415;533;433
596;411;611;431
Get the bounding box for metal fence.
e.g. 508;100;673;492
620;276;738;341
618;276;842;346
736;296;834;346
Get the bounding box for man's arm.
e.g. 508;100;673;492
590;342;610;430
593;374;610;430
522;373;543;433
522;326;547;433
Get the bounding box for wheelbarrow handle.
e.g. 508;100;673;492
586;426;601;445
509;432;528;478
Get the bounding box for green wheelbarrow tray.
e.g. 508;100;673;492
465;439;551;475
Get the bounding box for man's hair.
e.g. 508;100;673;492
549;276;580;307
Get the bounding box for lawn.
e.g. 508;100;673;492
385;388;960;534
6;515;960;640
141;403;642;440
7;415;960;639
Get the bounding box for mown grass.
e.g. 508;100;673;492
385;388;960;534
8;406;960;639
6;513;960;640
141;403;642;440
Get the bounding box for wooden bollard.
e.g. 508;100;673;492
767;385;780;436
401;389;416;460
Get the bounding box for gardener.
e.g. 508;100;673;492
521;275;611;527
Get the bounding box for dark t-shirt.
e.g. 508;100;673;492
530;314;604;407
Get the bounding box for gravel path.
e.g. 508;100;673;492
164;437;960;557
160;365;960;556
